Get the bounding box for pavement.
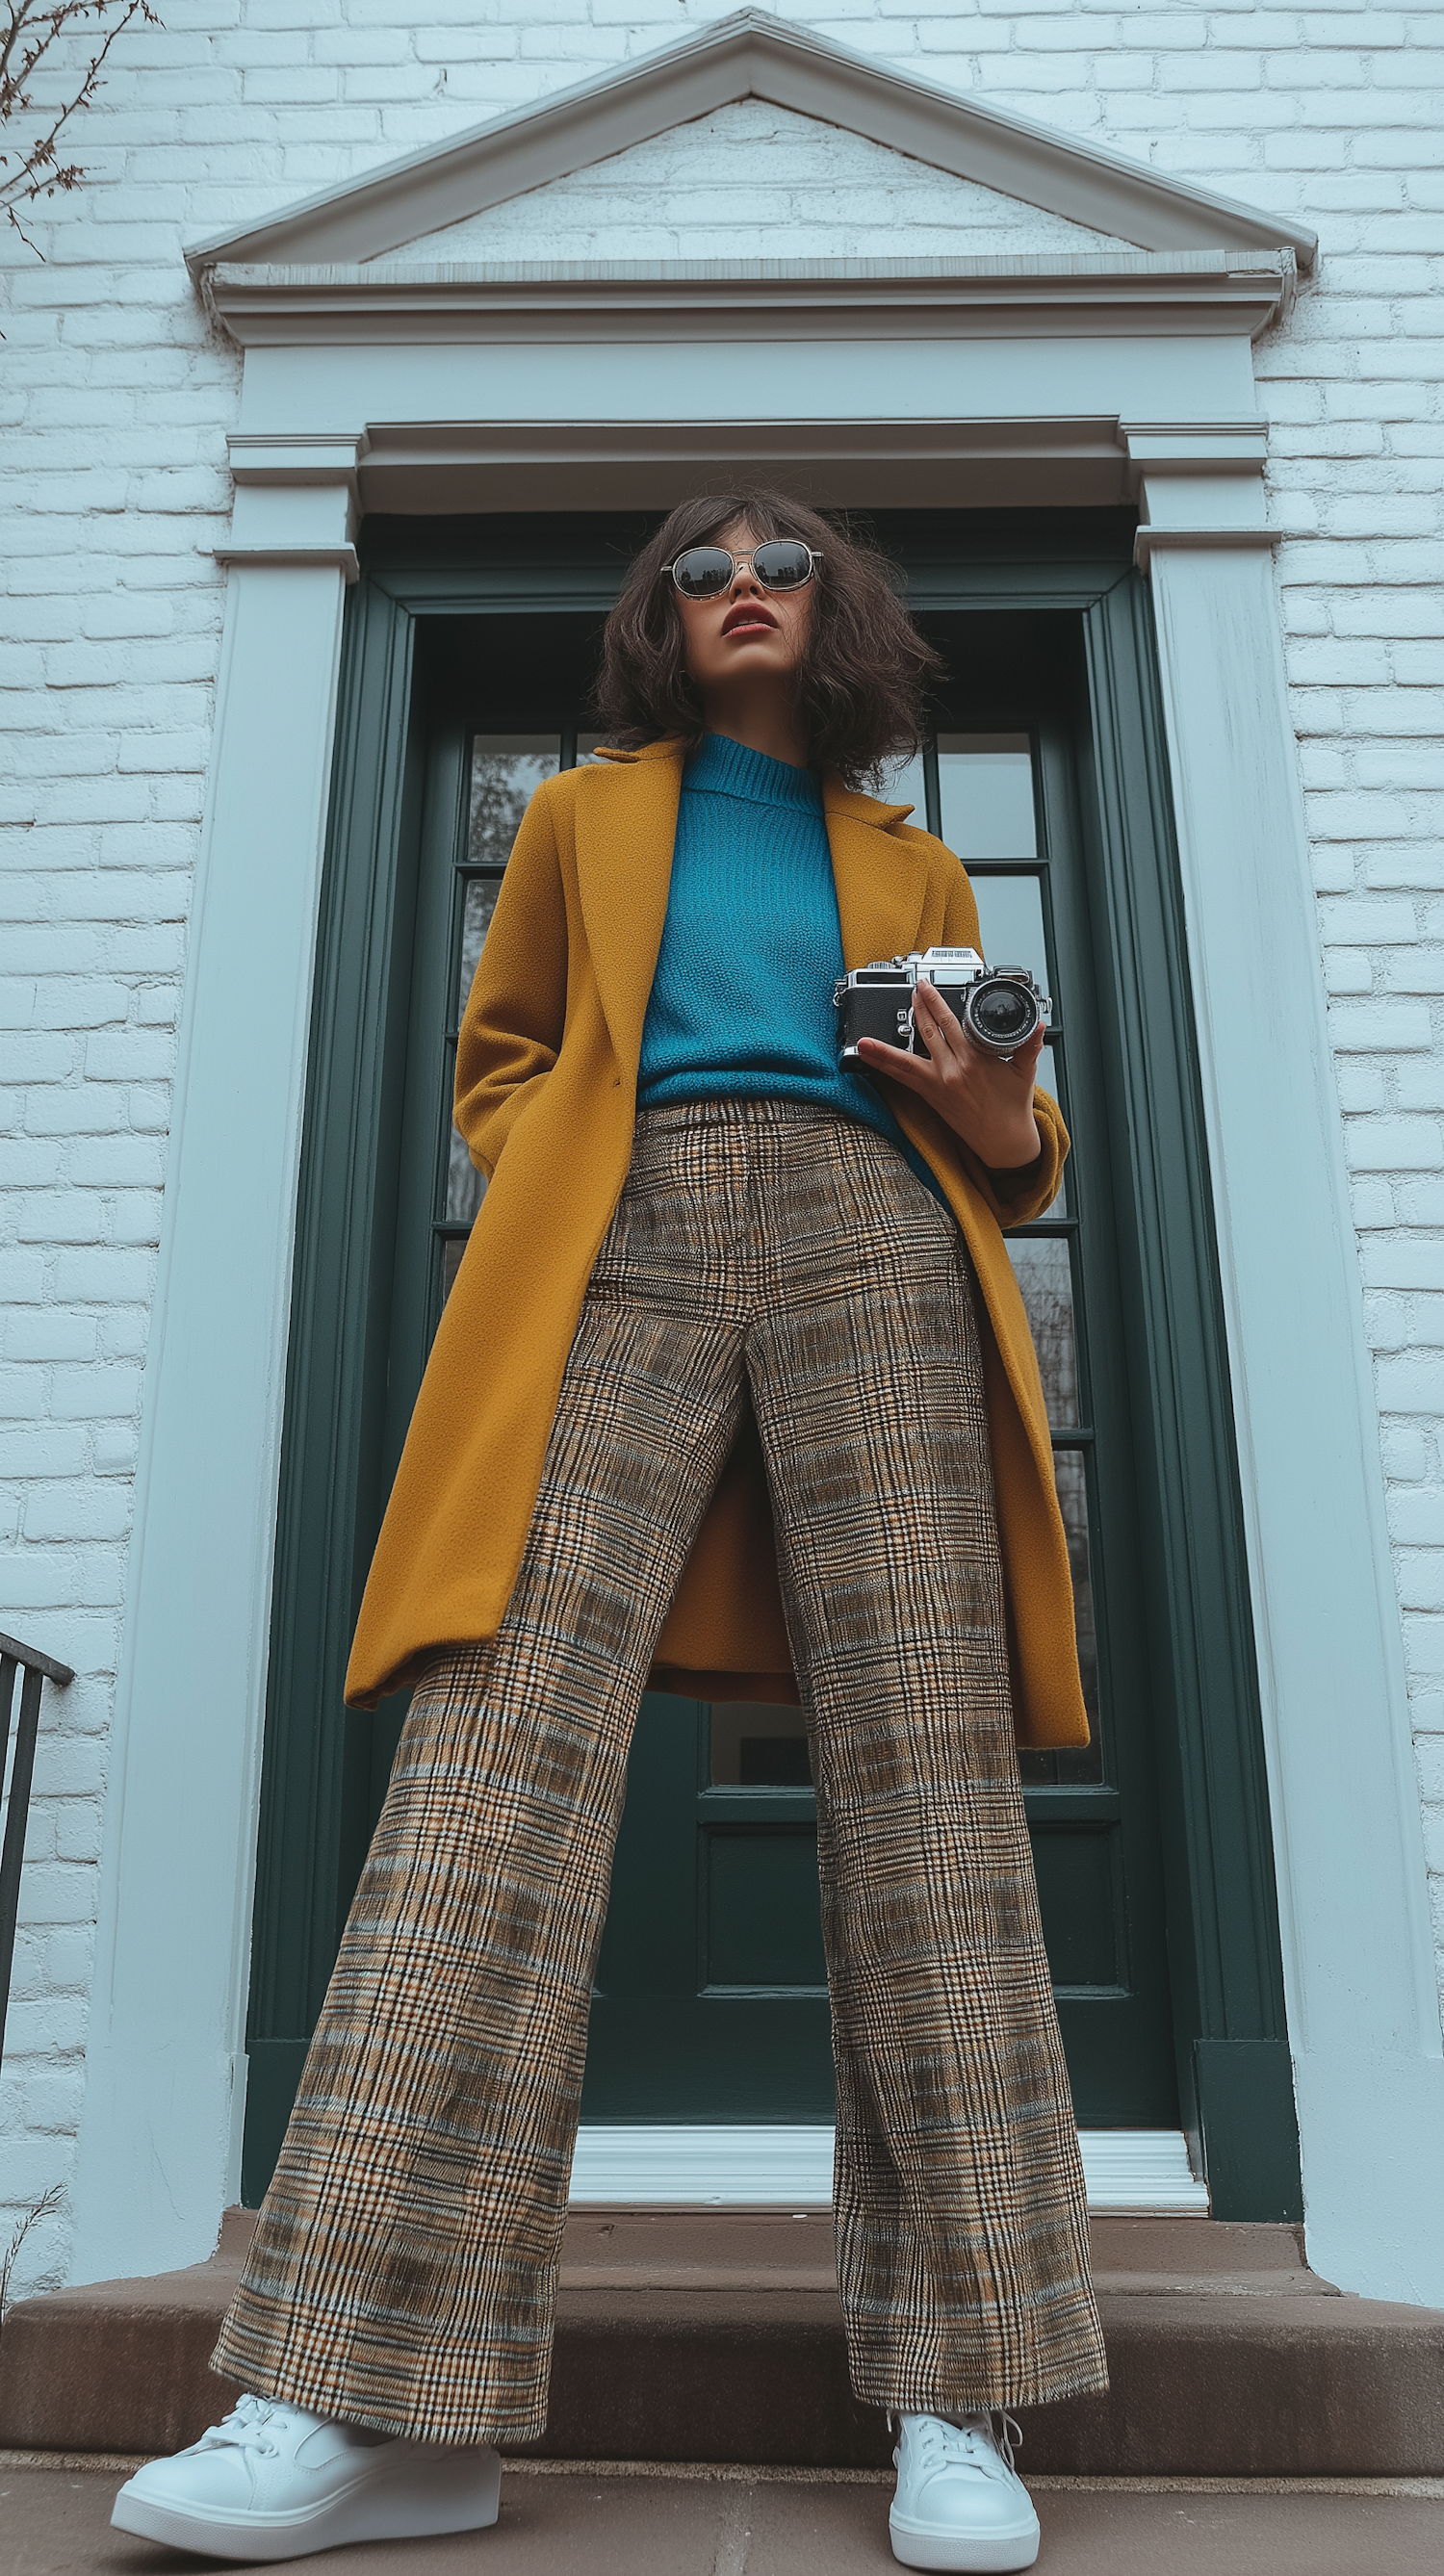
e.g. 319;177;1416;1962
6;2457;1444;2576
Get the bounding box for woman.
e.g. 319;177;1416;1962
114;494;1108;2573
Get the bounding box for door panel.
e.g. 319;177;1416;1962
581;1694;835;2123
363;609;1176;2133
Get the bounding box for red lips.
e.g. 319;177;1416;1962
722;602;778;635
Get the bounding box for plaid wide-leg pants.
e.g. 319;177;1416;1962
214;1100;1107;2442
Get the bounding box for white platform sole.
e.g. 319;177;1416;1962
890;2500;1041;2572
111;2443;501;2563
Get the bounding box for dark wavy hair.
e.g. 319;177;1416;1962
592;490;941;790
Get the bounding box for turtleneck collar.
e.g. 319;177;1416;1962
683;732;822;812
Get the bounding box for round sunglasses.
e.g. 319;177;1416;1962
668;540;822;603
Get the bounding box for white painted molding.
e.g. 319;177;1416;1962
206;249;1292;350
182;10;1317;278
214;546;360;580
217;473;361;583
1079;2133;1211;2217
66;556;350;2286
569;2127;1208;2214
1121;421;1270;485
227;430;370;489
1146;539;1444;2306
1134;527;1280;570
351;412;1139;516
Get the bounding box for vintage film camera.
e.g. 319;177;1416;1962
834;946;1052;1068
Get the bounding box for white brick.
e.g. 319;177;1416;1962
1321;899;1421;943
1394;1493;1444;1550
1346;1118;1444;1173
1383;1426;1432;1481
1328;1001;1434;1051
1364;1240;1444;1292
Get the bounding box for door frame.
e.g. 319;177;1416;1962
240;506;1299;2220
71;279;1443;2305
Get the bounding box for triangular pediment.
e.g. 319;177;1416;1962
185;9;1316;277
387;100;1120;268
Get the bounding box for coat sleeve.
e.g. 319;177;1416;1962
933;849;1070;1228
453;779;570;1179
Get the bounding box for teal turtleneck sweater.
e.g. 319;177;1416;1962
636;733;944;1204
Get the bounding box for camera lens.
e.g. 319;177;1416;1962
967;979;1038;1052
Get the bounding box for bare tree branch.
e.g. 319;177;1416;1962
0;2183;64;2326
1;0;160;242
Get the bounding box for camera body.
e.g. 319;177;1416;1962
834;946;1052;1067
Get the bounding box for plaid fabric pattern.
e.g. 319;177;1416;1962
214;1100;1106;2441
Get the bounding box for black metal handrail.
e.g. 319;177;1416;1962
0;1633;74;2076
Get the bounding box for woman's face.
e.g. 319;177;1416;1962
674;520;813;707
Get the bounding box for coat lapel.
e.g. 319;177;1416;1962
574;750;936;1071
574;741;684;1073
824;780;935;968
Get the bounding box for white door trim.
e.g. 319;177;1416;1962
570;2126;1210;2217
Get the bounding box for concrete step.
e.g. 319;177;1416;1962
9;2456;1444;2576
9;2457;1444;2576
3;2207;1442;2477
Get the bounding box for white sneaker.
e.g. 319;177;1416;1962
110;2391;501;2563
889;2409;1040;2572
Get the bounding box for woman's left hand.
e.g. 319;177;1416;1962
856;977;1044;1171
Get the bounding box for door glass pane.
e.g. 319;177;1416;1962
937;734;1036;858
711;1703;812;1787
445;737;562;1261
1053;1447;1101;1746
454;875;502;1026
1032;1043;1068;1216
447;1135;486;1229
440;1236;469;1306
448;877;503;1229
468;734;559;863
969;873;1049;992
1006;1237;1079;1428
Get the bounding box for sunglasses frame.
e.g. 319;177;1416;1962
667;542;823;601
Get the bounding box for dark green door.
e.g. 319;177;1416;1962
245;512;1301;2216
366;607;1175;2132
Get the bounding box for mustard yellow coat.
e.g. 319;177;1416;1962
345;738;1089;1750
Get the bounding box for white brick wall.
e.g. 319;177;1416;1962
1;0;1441;2297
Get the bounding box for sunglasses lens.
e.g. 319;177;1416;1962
672;548;735;601
753;541;813;591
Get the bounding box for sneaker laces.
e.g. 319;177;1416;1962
977;2409;1023;2473
891;2408;1025;2478
194;2393;290;2461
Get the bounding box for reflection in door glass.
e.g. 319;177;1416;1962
938;734;1036;859
1019;1448;1104;1786
443;737;564;1283
446;1132;486;1230
969;874;1048;992
1006;1237;1079;1428
469;735;560;864
447;879;503;1228
455;876;502;1025
1027;1043;1068;1218
710;1702;812;1787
